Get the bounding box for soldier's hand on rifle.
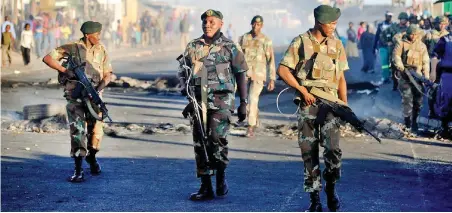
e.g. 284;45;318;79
182;102;194;118
180;86;188;96
64;69;76;79
303;92;316;106
237;102;247;122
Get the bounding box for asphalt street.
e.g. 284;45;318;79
2;40;452;212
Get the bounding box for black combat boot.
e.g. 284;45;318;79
305;191;322;212
411;111;420;133
404;117;411;129
325;182;341;212
68;156;84;182
216;165;229;197
86;149;101;175
189;175;214;201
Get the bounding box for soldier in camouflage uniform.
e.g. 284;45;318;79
380;12;409;90
277;5;348;212
392;25;430;133
424;16;450;56
237;15;276;137
178;9;248;201
42;21;113;182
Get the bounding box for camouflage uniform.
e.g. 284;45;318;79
381;23;408;85
279;30;349;192
392;31;430;120
49;39;113;157
179;33;248;177
238;32;276;127
424;16;450;56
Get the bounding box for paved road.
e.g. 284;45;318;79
2;130;452;211
2;39;452;212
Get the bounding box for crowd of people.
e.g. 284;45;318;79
342;8;452;139
0;8;194;68
1;12;81;67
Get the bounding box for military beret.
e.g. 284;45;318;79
314;5;341;24
251;15;263;24
406;24;421;35
398;12;409;20
80;21;102;34
201;9;223;21
435;16;449;24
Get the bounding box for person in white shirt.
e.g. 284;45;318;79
20;23;34;65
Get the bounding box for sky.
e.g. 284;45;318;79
364;0;413;5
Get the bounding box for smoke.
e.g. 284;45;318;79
150;0;321;46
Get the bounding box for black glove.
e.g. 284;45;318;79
181;87;188;96
237;102;247;122
182;102;194;118
65;69;76;79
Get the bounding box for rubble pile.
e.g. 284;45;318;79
103;123;191;137
2;114;68;133
257;117;408;140
37;74;181;94
1;113;411;141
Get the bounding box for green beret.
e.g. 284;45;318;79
435;16;449;24
314;5;341;24
201;9;223;21
80;21;102;34
406;24;421;35
251;15;263;24
398;12;409;20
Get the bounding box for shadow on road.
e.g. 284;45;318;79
2;151;452;211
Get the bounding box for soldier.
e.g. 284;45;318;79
277;5;348;212
392;25;430;133
430;29;452;139
380;12;409;90
42;21;113;182
237;15;276;137
178;9;248;201
373;11;393;84
424;16;449;56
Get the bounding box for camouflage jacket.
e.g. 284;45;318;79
392;35;430;79
380;23;408;48
238;32;276;82
424;30;449;56
179;33;248;111
279;29;349;97
49;38;113;97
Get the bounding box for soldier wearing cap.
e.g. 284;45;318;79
424;16;450;56
178;9;248;201
237;15;276;137
392;24;430;133
42;21;113;182
380;12;409;90
277;5;348;212
374;11;394;84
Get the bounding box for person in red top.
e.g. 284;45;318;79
357;21;366;40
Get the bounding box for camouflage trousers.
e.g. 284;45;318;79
66;100;104;158
298;104;342;192
397;78;423;118
192;109;231;177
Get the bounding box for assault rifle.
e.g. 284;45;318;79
302;88;382;143
402;65;436;97
177;54;213;175
63;54;113;122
